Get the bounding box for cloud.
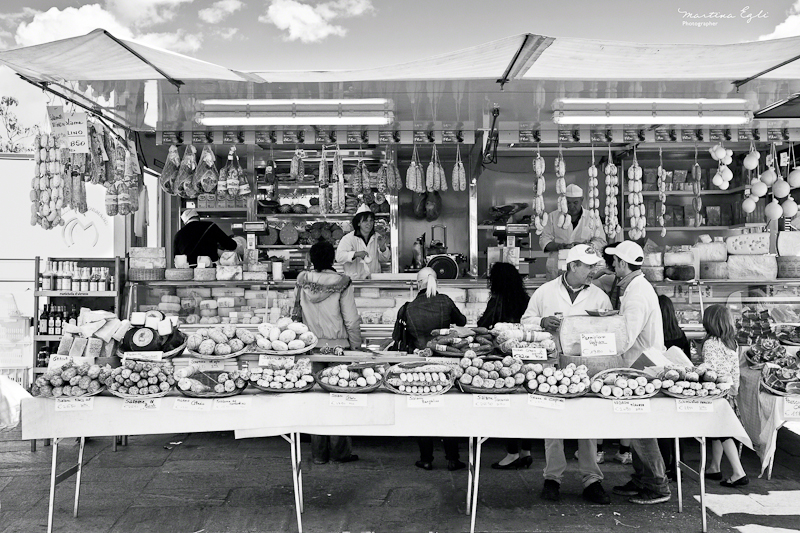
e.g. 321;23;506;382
199;0;243;24
137;30;203;53
259;0;374;43
215;27;238;40
104;0;195;28
760;0;800;39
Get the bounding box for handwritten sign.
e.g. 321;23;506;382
330;393;367;407
122;398;162;411
173;398;212;411
213;397;251;410
676;399;714;413
580;333;616;357
612;399;651;413
258;354;294;367
473;394;511;408
424;357;462;370
123;351;163;362
55;397;94;411
784;397;800;419
47;105;67;141
48;354;72;370
513;347;548;361
528;394;565;410
65;112;89;154
407;395;443;408
378;130;396;144
188;359;226;372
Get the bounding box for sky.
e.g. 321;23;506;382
2;0;800;129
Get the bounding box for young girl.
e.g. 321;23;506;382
701;305;747;487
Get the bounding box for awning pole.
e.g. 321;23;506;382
102;30;184;91
734;53;800;89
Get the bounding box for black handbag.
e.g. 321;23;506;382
390;302;413;352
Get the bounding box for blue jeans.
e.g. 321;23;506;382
629;439;670;496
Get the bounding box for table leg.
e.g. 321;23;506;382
47;438;59;533
282;434;303;533
295;433;304;513
469;437;487;533
466;437;474;515
699;436;707;533
73;437;85;517
675;437;683;513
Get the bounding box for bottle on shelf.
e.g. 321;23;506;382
80;267;90;292
71;264;81;292
53;306;62;336
99;268;107;291
68;305;78;327
38;305;49;335
47;305;55;335
89;268;99;292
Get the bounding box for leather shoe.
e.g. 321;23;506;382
447;459;466;471
540;479;560;501
704;471;722;481
491;457;522;470
519;455;533;469
720;476;749;488
415;460;433;470
333;454;358;463
582;481;611;505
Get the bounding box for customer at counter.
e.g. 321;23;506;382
398;267;466;471
295;240;361;465
478;262;533;470
520;245;611;505
540;184;607;279
607;240;670;506
335;205;390;280
173;209;238;266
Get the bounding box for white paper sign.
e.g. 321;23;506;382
123;351;163;362
528;394;566;410
122;398;162;411
473;394;511;408
55;397;94;411
407;395;443;408
612;399;651;413
213;397;251;410
513;347;548;360
580;333;617;357
173;398;212;411
676;399;714;413
330;393;367;407
188;359;225;372
65;112;89;154
258;354;294;367
784;397;800;419
46;105;67;141
48;354;71;370
424;356;462;369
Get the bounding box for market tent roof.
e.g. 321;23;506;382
0;29;255;84
755;93;800;118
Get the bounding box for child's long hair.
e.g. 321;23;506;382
702;304;737;351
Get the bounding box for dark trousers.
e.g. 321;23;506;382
310;435;352;462
657;437;679;473
506;438;532;454
418;437;460;462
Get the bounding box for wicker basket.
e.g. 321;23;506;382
384;362;454;396
457;382;520;394
759;379;800;397
314;370;383;393
589;368;660;400
185;347;249;361
128;268;166;281
777;256;800;279
257;340;317;356
165;268;194;281
34;386;105;399
250;380;315;393
107;388;172;399
656;368;732;399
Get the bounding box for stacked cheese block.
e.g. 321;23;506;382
55;309;129;361
642;252;664;282
130;247;167;279
663;248;695;281
693;236;728;279
726;232;776;280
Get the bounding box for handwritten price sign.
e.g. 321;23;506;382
527;394;565;410
612;399;651;413
473;394;511;408
55;397;94;411
580;333;616;357
65;112;89;154
173;398;212;411
46;105;67;141
676;399;714;413
122;398;162;411
213;397;251;411
330;393;367;407
784;397;800;419
407;395;443;408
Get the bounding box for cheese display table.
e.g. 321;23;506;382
23;392;750;533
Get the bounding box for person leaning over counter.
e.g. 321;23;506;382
540;184;607;279
606;240;670;506
520;244;612;505
335;205;390;280
173;209;238;266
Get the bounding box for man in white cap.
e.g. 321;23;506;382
540;184;607;279
173;208;238;266
521;244;612;505
335;204;390;279
606;240;670;505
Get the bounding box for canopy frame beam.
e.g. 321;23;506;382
101;30;184;91
734;53;800;89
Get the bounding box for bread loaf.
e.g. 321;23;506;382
700;261;728;279
726;233;770;255
727;254;777;280
693;242;727;262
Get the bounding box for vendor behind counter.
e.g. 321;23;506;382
174;208;237;266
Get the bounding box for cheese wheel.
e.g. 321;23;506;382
165;269;194;281
777;232;800;256
279;224;300;245
130;327;159;350
194;268;216;281
726;233;770;255
243;271;269;281
217;297;235;308
217;307;235;317
200;308;218;317
663;251;694;266
728;254;777;280
180;298;198;311
642;266;664;282
700;261;728;279
157;302;181;313
199;300;218;310
160;295;180;304
244;290;267;299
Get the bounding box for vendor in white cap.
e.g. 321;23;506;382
335;204;390;279
173;208;238;266
539;184;607;279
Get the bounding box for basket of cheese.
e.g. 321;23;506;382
185;326;256;360
254;319;318;355
248;357;316;392
117;311;187;359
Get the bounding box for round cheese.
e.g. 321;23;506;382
160;295;180;304
130;327;159;350
693;242;727;263
194;268;216;281
199;300;218;310
165;268;194;281
726;233;770;255
157;302;181;313
664;265;696;281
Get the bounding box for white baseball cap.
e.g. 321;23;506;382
606;240;645;266
356;204;372;215
565;244;602;266
181;209;199;224
565;184;584;198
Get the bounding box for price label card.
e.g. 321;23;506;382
784;397;800;419
527;394;565;410
122;398;162;411
255;130;272;144
676;399;714;413
188;359;226;371
424;356;462;369
513;347;548;360
681;129;698;142
123;351;163;362
65;112;89;153
213;397;251;411
346;130;362;144
407;395;443;408
48;354;72;370
258;354;294;367
55;397;94;411
473;394;511;408
580;333;616;357
378;130;396;144
330;393;367;407
173;398;212;411
192;131;210;144
612;399;651;413
47;105;67;140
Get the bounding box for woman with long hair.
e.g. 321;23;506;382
335;206;390;279
701;305;747;487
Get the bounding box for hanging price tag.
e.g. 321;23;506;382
55;397;94;411
330;393;367;407
473;394;511;408
612;399;651;413
213;397;251;411
407;395;443;408
122;398;162;411
784;397;800;419
173;398;212;411
676;399;714;413
527;394;565;410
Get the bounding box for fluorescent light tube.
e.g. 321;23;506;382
196;115;393;126
553;113;751;125
200;98;390;107
557;98;748;106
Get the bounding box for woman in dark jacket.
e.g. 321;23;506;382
479;263;534;470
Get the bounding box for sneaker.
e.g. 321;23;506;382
612;480;640;496
540;479;560;502
582;481;611;505
614;451;633;464
629;489;670;505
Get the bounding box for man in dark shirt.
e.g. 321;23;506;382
173;209;237;265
